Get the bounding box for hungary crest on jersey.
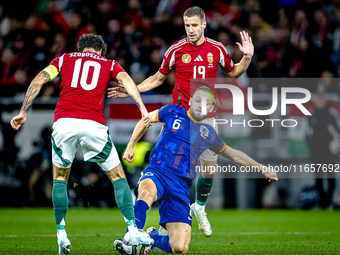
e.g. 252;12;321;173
207;52;213;63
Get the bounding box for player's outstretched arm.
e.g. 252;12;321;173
124;110;159;163
10;70;51;130
137;71;168;93
220;146;278;182
107;71;167;98
227;31;254;79
116;72;151;127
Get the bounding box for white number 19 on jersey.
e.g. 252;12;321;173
71;59;101;90
193;65;205;79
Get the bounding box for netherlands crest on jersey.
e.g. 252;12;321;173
207;52;213;63
200;125;209;139
182;54;191;63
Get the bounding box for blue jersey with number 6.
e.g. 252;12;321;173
150;104;227;180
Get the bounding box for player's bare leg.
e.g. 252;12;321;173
167;223;191;253
137;178;158;206
192;158;217;237
104;162;126;182
52;164;71;254
147;223;191;253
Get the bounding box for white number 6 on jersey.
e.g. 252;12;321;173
172;119;182;130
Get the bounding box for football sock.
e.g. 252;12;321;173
57;229;66;237
134;200;149;229
195;203;205;212
52;180;68;231
112;178;136;228
151;231;172;253
195;173;214;206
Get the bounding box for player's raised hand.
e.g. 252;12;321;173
236;31;254;57
107;84;129;98
123;147;135;163
262;166;278;182
10;113;27;130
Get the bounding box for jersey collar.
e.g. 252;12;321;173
187;110;201;123
83;50;99;55
186;37;207;47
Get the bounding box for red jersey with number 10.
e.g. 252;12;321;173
49;51;125;125
159;37;234;118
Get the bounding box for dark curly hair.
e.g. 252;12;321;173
77;34;108;58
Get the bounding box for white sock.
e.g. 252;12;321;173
57;229;67;237
195;202;205;212
127;225;138;235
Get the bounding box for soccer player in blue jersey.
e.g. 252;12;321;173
114;87;277;254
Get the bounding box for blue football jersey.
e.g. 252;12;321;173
149;104;226;180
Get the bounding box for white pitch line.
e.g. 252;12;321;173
3;232;339;238
2;233;124;238
191;231;339;236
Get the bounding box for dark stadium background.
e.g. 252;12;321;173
0;0;340;210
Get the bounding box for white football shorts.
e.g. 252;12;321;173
51;118;120;171
199;117;219;162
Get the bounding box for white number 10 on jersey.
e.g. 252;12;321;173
193;65;205;79
71;59;101;90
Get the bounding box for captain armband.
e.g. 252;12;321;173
43;65;59;81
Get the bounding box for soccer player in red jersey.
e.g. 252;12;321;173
10;34;153;254
108;6;254;238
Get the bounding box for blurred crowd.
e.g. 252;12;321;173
1;0;340;97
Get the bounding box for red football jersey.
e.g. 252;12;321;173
50;51;125;125
159;37;234;118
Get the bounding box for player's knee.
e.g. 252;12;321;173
200;160;217;177
138;188;153;201
53;165;70;180
107;163;125;181
171;242;189;253
201;170;216;179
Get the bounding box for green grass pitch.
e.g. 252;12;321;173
0;208;339;254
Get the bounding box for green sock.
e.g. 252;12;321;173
112;178;136;225
52;180;68;230
195;173;214;206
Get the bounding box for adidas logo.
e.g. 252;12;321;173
194;55;203;61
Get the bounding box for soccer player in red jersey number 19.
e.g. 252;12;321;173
11;34;153;254
107;6;254;238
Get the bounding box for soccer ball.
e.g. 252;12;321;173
115;231;153;255
122;243;152;255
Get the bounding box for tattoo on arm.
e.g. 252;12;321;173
41;70;50;83
21;86;38;113
20;71;50;114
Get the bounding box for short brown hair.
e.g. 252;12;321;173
184;6;205;23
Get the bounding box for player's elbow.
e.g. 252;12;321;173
228;72;242;79
30;82;44;91
155;72;166;86
227;68;242;79
227;71;236;79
